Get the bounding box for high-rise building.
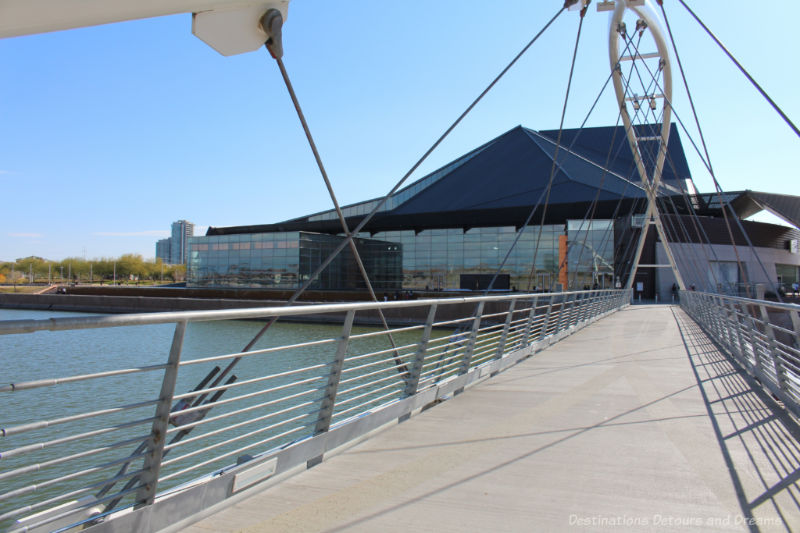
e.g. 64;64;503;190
155;238;171;263
170;220;194;265
154;221;194;264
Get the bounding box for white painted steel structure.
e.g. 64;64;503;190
0;1;289;56
608;0;687;291
0;290;629;532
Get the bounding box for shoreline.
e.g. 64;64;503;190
0;292;510;327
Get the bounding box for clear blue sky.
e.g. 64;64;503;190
1;0;798;262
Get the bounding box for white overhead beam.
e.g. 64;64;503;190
0;0;289;56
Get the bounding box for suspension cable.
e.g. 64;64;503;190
270;55;407;374
628;11;750;290
658;139;724;290
672;0;800;140
244;6;569;322
219;5;567;360
567;32;651;289
658;1;784;300
624;32;755;294
655;195;705;290
483;31;629;295
528;4;588;291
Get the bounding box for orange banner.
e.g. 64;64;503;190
558;234;568;288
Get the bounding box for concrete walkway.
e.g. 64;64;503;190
184;305;800;532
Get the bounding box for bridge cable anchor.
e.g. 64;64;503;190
261;9;284;59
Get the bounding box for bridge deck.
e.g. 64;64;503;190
182;305;800;532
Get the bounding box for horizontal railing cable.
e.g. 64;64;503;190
1;290;629;532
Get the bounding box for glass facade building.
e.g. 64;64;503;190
363;225;564;291
179;125;800;298
566;220;616;289
155;238;171;264
188;231;402;290
187;223;617;292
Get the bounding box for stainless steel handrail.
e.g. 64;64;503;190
0;291;613;335
680;291;800;418
1;289;630;532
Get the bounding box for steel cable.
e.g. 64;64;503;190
672;0;800;140
659;1;783;299
528;5;588;291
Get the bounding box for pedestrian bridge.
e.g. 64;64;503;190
2;291;800;532
182;305;800;532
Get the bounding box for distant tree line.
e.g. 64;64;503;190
0;255;186;284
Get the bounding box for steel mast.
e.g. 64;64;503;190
606;0;687;291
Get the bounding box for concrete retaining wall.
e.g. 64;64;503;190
0;294;522;327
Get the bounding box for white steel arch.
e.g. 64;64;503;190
608;0;686;291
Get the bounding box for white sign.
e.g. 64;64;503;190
636;282;644;292
790;239;799;254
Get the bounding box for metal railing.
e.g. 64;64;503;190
680;291;800;418
0;289;630;532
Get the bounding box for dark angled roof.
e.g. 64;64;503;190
207;124;694;236
729;191;800;230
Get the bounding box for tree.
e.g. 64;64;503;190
2;254;180;285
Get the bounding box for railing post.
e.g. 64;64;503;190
554;293;571;333
404;304;437;397
458;301;485;375
135;320;187;508
539;296;554;341
570;293;580;327
710;294;726;343
716;295;735;354
581;291;597;322
758;304;790;394
520;296;539;347
697;293;710;326
553;294;565;334
569;293;579;327
724;299;747;365
789;308;800;350
312;310;355;437
739;301;763;374
579;291;592;323
569;293;581;327
586;291;596;321
494;299;516;360
715;295;728;343
704;294;715;330
720;295;738;353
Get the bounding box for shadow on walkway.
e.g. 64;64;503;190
673;308;800;532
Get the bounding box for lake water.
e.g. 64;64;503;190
0;308;451;528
